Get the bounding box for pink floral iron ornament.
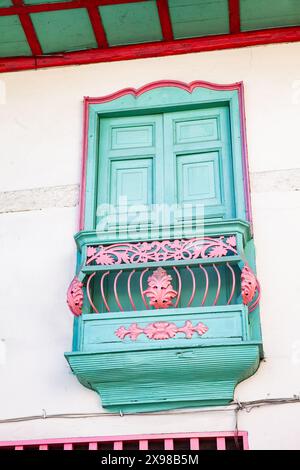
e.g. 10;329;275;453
143;267;178;309
115;320;209;341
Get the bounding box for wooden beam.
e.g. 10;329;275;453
157;0;173;41
228;0;241;34
12;0;42;56
87;5;108;48
1;26;300;74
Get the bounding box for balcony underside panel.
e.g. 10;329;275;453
65;343;260;412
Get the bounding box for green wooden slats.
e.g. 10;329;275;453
30;9;97;54
168;0;229;39
0;0;13;6
0;15;32;56
99;1;163;46
240;0;300;31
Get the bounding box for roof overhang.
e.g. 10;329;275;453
0;0;300;73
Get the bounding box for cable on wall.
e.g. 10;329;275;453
0;396;300;425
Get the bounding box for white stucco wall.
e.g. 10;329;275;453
0;42;300;450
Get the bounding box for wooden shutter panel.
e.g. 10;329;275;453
96;114;164;230
163;106;235;221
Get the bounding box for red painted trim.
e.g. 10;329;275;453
1;26;300;74
12;0;42;56
157;0;173;41
87;5;108;48
18;14;43;56
0;431;249;448
0;0;147;16
228;0;240;34
79;80;252;230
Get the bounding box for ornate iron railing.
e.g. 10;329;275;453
67;235;260;317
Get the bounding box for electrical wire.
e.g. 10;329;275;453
0;396;300;424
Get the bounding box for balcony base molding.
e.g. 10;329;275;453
65;343;260;413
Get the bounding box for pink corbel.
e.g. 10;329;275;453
67;277;84;316
241;263;260;310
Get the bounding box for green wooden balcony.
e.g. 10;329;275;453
65;220;262;412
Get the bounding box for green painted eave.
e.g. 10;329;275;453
0;0;300;58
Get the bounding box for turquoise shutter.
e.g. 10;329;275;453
97;114;164;230
97;106;235;231
163;106;235;221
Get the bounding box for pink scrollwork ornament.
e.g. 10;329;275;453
143;267;178;309
85;236;237;266
115;320;209;341
67;276;84;316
